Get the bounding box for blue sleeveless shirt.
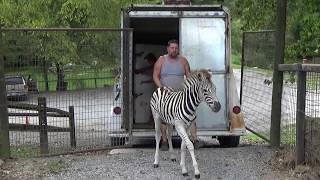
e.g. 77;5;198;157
160;55;185;91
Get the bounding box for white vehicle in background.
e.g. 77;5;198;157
113;4;246;147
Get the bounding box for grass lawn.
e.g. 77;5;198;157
242;123;296;145
5;66;118;92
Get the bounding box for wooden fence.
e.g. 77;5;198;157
8;97;76;154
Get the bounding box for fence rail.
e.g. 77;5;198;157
279;64;320;72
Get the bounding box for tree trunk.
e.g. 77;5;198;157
43;59;49;92
56;63;66;91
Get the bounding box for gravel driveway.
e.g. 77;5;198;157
1;142;299;180
46;145;275;180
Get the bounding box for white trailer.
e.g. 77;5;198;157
114;4;246;147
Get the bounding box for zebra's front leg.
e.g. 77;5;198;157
175;120;200;179
166;124;176;162
180;139;188;176
152;111;161;168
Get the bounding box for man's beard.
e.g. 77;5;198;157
169;52;178;58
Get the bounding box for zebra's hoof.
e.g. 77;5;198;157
153;164;159;168
195;174;200;179
182;173;188;177
171;158;176;162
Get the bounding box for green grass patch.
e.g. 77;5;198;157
281;124;296;145
5;66;118;92
231;63;241;69
11;144;40;158
10;144;76;158
242;133;268;144
231;52;241;69
242;124;296;145
232;52;241;65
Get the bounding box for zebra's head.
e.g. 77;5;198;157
194;70;221;112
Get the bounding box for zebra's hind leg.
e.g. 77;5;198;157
166;124;176;162
175;120;200;179
152;109;161;168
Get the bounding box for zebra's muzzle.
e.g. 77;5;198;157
213;101;221;112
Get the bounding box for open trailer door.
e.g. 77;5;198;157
180;14;229;131
121;10;133;133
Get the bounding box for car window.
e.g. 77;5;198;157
5;77;24;85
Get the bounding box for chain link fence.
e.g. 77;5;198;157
281;70;297;162
241;31;275;141
242;31;320;166
281;67;320;165
0;28;130;157
305;72;320;164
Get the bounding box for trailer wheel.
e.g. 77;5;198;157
218;136;240;147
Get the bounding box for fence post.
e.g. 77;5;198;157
0;48;10;158
38;97;49;154
271;0;287;147
240;32;245;104
296;64;306;165
69;106;76;148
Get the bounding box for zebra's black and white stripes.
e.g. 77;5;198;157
150;69;221;178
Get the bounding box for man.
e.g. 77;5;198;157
134;53;158;125
153;39;200;150
135;53;157;84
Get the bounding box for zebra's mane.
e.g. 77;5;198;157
182;69;212;89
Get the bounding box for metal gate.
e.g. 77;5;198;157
241;30;276;142
0;28;132;157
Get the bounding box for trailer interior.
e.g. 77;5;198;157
130;17;179;129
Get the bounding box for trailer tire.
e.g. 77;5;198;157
218;136;240;147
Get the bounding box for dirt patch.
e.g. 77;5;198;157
267;148;320;180
0;151;108;180
0;157;70;180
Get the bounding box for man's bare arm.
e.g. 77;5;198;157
153;57;164;87
182;57;191;77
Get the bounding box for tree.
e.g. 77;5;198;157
0;0;92;91
286;0;320;60
233;0;319;62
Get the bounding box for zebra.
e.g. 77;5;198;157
150;69;221;179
